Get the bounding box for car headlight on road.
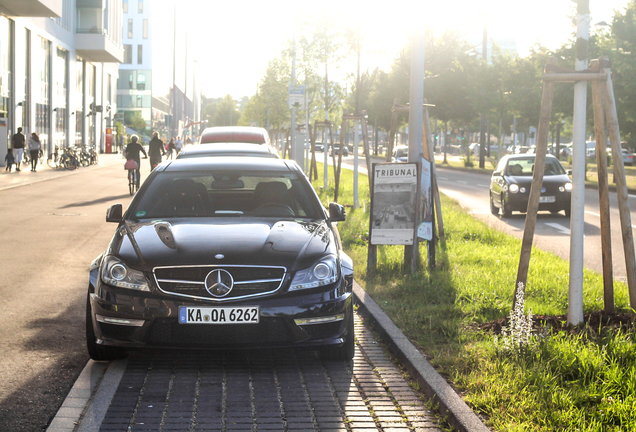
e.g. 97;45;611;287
102;256;150;291
289;255;339;291
508;184;520;194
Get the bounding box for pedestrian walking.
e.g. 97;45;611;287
28;132;42;172
124;135;147;187
176;136;183;154
148;131;166;170
11;127;25;172
166;138;176;160
4;149;15;172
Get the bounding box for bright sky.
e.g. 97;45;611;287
180;0;631;99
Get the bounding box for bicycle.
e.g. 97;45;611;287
125;159;139;195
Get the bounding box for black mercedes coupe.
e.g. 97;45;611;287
86;157;354;361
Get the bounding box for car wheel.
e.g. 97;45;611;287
86;294;127;361
490;193;499;215
321;311;354;361
501;194;512;218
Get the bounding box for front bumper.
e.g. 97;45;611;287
505;191;571;213
89;278;353;351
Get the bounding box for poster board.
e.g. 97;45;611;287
369;163;419;245
418;158;433;240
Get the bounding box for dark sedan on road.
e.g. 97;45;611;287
86;157;354;361
490;154;572;217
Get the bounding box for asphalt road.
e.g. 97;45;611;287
335;152;636;283
0;156;138;431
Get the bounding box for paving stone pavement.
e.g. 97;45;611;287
96;314;442;432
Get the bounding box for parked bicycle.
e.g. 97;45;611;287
47;146;80;170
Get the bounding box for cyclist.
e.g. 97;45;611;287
124;135;147;188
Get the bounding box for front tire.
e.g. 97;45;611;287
86;294;127;361
501;194;512;218
490;193;499;215
321;312;354;361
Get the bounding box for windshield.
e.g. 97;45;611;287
129;170;324;219
505;158;566;176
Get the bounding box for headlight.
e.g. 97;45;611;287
101;256;150;291
508;184;520;194
564;183;573;192
289;255;339;291
519;187;527;193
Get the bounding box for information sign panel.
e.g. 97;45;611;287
370;163;418;245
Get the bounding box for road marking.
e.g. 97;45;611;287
545;222;571;235
478;184;489;187
438;176;448;180
457;181;467;184
585;211;600;217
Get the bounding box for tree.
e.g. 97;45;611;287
213;95;240;127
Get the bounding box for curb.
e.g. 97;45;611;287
46;359;127;432
353;282;490;432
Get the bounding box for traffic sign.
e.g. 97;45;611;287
288;85;305;109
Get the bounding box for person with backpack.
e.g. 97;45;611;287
124;135;147;187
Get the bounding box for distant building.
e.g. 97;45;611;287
0;0;124;161
117;0;201;141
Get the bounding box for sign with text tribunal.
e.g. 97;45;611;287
369;163;419;245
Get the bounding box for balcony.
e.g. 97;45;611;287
75;32;124;63
75;0;123;63
0;0;62;17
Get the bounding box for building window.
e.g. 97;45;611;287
127;19;133;39
137;73;145;91
138;0;143;13
124;45;132;64
143;19;148;39
123;0;128;13
137;45;143;64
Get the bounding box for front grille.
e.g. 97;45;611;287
149;318;291;345
153;265;286;301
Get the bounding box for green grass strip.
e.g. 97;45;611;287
311;161;635;431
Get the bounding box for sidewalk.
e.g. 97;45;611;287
0;152;125;192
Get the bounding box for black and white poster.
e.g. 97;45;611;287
370;163;418;245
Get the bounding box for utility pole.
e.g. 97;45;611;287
406;26;425;272
479;22;487;169
569;0;589;326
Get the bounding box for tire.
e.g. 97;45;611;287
86;294;127;361
321;311;355;361
47;157;55;169
490;193;499;215
501;194;512;218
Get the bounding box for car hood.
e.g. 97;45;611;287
111;219;336;271
504;173;571;185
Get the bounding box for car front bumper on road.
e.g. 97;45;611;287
89;278;353;351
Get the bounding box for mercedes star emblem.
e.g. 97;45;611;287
205;269;234;297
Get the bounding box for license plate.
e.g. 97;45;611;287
539;196;556;203
178;306;259;324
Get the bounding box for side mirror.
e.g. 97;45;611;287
567;169;573;176
328;202;346;222
492;170;502;177
106;204;123;223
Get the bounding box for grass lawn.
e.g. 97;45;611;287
311;161;636;431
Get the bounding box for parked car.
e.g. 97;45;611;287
329;143;349;157
199;126;271;145
490;154;572;217
622;149;635;166
177;143;280;159
86;156;355;361
391;145;408;163
312;141;324;152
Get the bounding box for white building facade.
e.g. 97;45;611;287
0;0;124;165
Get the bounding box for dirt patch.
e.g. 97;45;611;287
477;310;634;335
